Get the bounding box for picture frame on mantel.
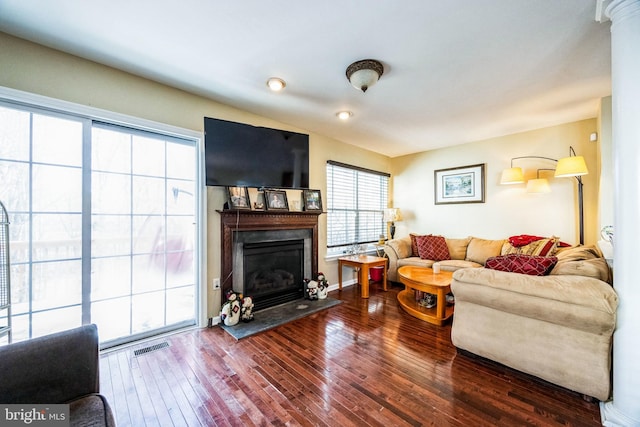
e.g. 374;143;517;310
302;189;323;212
227;186;251;210
264;190;289;211
434;163;485;204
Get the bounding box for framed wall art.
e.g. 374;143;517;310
434;163;485;204
302;189;323;212
264;190;289;211
227;186;251;210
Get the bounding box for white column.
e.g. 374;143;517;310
601;1;640;426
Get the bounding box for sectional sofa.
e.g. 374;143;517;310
383;234;618;401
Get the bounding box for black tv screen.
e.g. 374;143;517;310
204;117;309;189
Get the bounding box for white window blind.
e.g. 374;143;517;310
326;161;389;252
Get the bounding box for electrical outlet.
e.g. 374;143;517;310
212;278;220;290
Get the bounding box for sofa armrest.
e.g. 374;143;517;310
0;324;100;404
384;236;412;281
451;268;618;334
384;236;412;260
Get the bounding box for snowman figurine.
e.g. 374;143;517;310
220;290;241;326
241;295;254;322
317;273;328;300
305;279;319;300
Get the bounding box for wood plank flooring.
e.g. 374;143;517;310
100;282;602;426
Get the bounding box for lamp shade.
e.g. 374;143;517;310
526;178;551;193
555;155;588;177
383;208;401;222
500;167;525;184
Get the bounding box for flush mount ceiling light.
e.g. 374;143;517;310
266;77;286;92
336;111;353;120
346;59;384;93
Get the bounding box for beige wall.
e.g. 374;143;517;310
0;32;389;319
390;119;600;246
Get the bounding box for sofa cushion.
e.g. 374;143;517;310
486;254;558;276
397;258;481;272
439;259;482;271
446;237;472;260
501;237;559;257
550;245;611;283
415;235;451;261
465;238;505;265
398;257;433;269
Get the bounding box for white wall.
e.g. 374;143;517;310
391;119;600;245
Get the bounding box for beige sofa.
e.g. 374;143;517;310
384;235;618;401
383;235;505;282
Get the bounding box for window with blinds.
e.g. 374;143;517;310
326;161;389;255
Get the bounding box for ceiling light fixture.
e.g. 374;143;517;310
266;77;286;92
346;59;384;93
336;111;353;120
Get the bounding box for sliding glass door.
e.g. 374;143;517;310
0;101;199;346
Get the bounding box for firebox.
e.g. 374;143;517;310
243;239;304;311
232;228;312;311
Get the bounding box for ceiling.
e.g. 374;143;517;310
0;0;611;157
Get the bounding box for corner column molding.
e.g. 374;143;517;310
601;1;640;425
218;210;320;300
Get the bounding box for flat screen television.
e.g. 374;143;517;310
204;117;309;189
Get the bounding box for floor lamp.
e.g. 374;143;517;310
501;146;588;245
554;147;588;245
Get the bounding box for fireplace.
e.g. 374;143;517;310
219;210;320;311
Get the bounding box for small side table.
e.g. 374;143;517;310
338;255;388;298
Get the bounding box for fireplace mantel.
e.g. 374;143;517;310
218;210;321;299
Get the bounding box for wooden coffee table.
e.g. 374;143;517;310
338;255;387;298
397;265;453;325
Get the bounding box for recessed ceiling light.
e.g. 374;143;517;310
336;111;353;120
266;77;286;92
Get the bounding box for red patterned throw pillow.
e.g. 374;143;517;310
415;235;451;261
410;233;426;257
485;254;558;276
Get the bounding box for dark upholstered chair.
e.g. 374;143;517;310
0;324;115;426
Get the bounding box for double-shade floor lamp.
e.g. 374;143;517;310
500;146;588;245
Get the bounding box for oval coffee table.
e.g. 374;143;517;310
397;265;454;325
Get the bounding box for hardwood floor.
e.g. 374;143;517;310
100;282;602;426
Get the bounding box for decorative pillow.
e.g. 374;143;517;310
501;237;559;257
410;233;428;257
465;238;505;265
446;237;472;260
415;235;451;261
485;254;558;276
508;234;545;247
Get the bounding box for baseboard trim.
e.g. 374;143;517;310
600;401;640;426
